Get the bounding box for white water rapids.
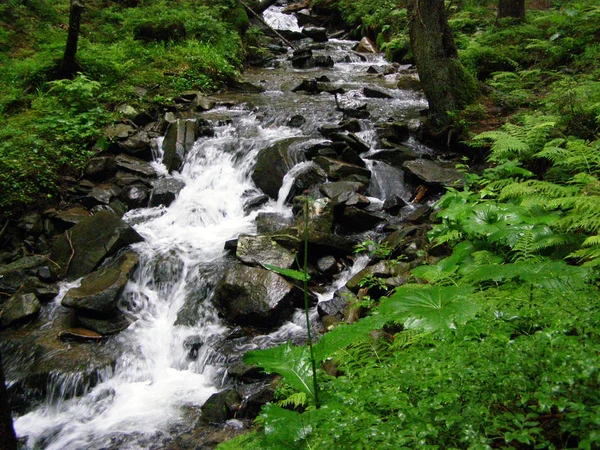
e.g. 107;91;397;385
12;7;430;449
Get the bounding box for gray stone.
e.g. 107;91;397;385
118;130;154;160
256;213;293;234
162;120;195;173
1;293;41;328
75;313;131;335
18;213;43;235
115;154;157;177
328;132;370;154
119;184;150;209
62;251;139;315
50;211;143;280
201;389;242;424
84;183;121;207
314;157;371;181
302;27;328;42
403;159;465;188
320;181;365;200
85;156;117;179
213;264;302;327
317;255;339;276
346;260;410;292
149;178;186;207
369;146;420;167
104;123;135;140
251;137;304;199
355;37;378;53
317;288;351;318
339;206;384;232
236;235;296;268
363;87;393;99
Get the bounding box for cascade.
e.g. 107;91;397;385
10;5;432;449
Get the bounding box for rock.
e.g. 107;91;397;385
0;256;49;295
84;183;121;207
0;293;41;328
329;132;370;154
119;184;150;209
104;123;135;140
18;213;43;236
363;87;393;99
50;211;143;280
287;115;306;128
346;260;410;292
355;37;378;53
302;27;328;42
227;80;265;93
322;314;341;331
400;204;432;223
236;235;296;268
291;78;318;94
317;288;351;318
317;256;340;277
243;193;269;213
403;159;465;188
256;213;293;234
162;119;197;173
114;171;146;187
278;30;306;41
376;122;411;145
369;146;420;167
341;147;366;167
213;264;303;327
62;251;139;315
291;48;314;69
338;207;384;232
118;130;154;160
314;157;371;181
251;137;304;199
314;55;334;68
366;65;382;74
51;207;90;227
320;181;365;201
149;177;186;207
85;156;117;179
115;154;157;177
291;163;328;197
383;195;408;215
201;389;242;424
75;314;131;335
133;21;186;42
57;327;104;341
236;379;278;419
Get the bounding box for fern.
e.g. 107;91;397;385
277;392;308;409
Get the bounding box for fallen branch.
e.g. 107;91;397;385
64;230;76;276
238;0;298;50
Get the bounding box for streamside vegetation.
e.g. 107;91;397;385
220;1;600;448
0;0;248;216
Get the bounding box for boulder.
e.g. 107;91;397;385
287;115;306;128
251;137;304;199
369;146;420;167
0;293;41;328
338;207;384;232
346;260;410;292
118;130;155;160
376;122;411;145
363;87;393;99
201;389;242;424
83;183;121;207
104;123;135;140
62;251;139;315
149;177;186;207
115;154;157;177
314;157;371;181
75;314;131;335
317;255;340;277
213;264;303;327
403;159;465;188
85;156;117;180
328;132;370;154
301;27;328;42
320;180;365;201
119;184;150;209
236;235;296;268
291;48;314;69
162;119;197;173
317;288;352;318
291;163;328;197
51;207;90;228
256;213;293;234
355;37;378;53
243;193;269;213
0;256;50;295
50;211;143;280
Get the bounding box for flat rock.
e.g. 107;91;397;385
0;293;41;328
314;157;371;181
403;159;465;188
115;154;157;177
236;234;296;268
149;177;186;207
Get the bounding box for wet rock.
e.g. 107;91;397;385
62;251;139;315
320;180;365;201
237;379;278;419
119;184;150;209
104;123;135;140
291;78;318;94
149;177;186;207
269;225;355;258
18;213;43;236
314;55;334;68
338;206;384;232
291;163;328;197
317;288;352;318
369;146;420;167
75;313;131;335
227;80;266;93
0;256;48;295
291;48;314;69
162;119;197;173
50;207;91;228
314;156;371;181
355;37;378;53
363;86;393;99
236;234;296;268
329;132;370;154
287;114;306;128
251;137;304;199
33;283;59;302
115;154;157;177
400;204;432;223
403;159;465;189
118;130;154;160
383;195;408;215
317;255;340;277
114;171;146;187
366;65;383;74
83;183;121;207
341;147;366;167
302;27;328;42
376;122;411;145
57;327;104;341
243;193;269;213
346;260;410;292
50;211;143;280
322;314;341;331
296;9;327;27
0;293;41;328
85;156;117;179
201;389;242;424
213;264;302;327
256;213;293;234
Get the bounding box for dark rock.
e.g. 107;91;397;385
104;123;135;140
291;48;314;69
314;55;334;68
183;335;203;360
50;211;143;280
383;195;408;214
338;207;384;232
227;80;266;93
50;207;90;228
243;193;269;212
291;78;318;94
133;21;186;42
256;213;293;234
115;154;157;177
366;65;382;74
317;256;340;277
339;119;362;133
329;132;370;154
322;314;341;331
213;264;303;327
119;184;150;209
149;177;186;207
62;251;139;315
278;30;306;41
317;288;351;318
251;137;305;199
118;130;154;160
18;213;43;236
400;204;432;223
292;163;328;195
355;37;378;53
162;119;197;173
224;239;237;252
369;146;420;167
0;293;41;328
341;147;366;167
320;181;365;201
83;183;121;207
33;283;59;302
287;115;306;128
403;159;465;188
201;389;242;424
226;361;262;380
376;122;411;145
236;235;296;268
314;157;371;181
363;87;393;99
346;260;410;292
75;313;131;335
302;27;328;42
85;156;117;179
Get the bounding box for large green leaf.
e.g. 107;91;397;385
379;285;478;331
263;263;310;281
244;342;315;401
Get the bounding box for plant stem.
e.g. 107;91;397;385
303;198;320;408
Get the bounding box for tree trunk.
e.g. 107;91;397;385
407;0;478;128
498;0;525;19
0;353;17;450
60;0;84;78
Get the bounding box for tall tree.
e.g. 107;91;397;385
407;0;478;128
60;0;85;77
498;0;525;19
0;353;17;450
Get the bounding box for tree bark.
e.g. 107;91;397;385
0;353;17;450
498;0;525;19
60;0;84;78
407;0;478;127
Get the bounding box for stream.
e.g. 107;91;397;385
11;6;429;449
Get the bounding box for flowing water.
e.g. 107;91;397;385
12;7;429;449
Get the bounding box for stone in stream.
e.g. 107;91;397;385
119;184;150;209
403;159;465;189
201;389;242;424
0;293;42;328
118;130;155;160
291;48;313;69
338;206;384;232
256;213;293;234
83;183;121;207
149;177;186;207
115;154;157;177
363;86;393;99
369;146;421;167
301;27;328;42
320;180;366;200
62;251;139;315
213;264;304;327
328;132;370;154
355;36;378;53
235;234;296;268
287;114;306;127
162;119;197;173
50;210;143;280
313;156;371;181
375;121;411;145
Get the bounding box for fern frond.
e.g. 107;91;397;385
277;392;308;409
581;235;600;247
